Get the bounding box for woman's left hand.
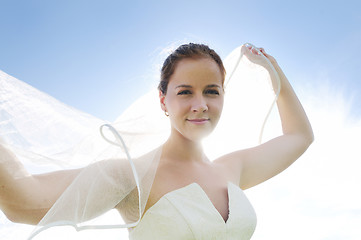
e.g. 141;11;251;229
241;43;281;93
241;43;278;70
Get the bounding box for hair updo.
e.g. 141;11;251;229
158;43;226;95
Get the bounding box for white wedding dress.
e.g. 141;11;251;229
0;44;279;240
129;182;256;240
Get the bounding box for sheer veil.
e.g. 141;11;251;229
0;43;280;239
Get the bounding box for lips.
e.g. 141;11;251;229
186;118;210;124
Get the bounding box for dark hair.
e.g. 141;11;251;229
158;43;226;95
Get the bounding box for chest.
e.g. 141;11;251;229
145;161;237;222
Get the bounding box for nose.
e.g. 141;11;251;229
191;95;208;113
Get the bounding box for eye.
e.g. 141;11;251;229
177;90;192;95
204;89;220;95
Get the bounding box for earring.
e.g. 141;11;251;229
164;111;169;117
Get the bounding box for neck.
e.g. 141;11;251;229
162;130;206;163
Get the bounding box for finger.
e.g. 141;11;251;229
259;48;268;57
251;48;259;55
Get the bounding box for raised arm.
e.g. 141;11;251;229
218;45;314;189
0;143;81;224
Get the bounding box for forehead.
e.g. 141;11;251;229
169;58;223;87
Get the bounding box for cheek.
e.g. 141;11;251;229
167;97;189;115
212;98;224;114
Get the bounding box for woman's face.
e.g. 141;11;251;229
160;57;224;142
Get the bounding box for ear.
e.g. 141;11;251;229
159;90;167;112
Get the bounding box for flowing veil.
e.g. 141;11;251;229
0;43;280;239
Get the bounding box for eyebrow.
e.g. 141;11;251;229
175;84;221;89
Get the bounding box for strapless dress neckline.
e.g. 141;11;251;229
146;182;233;224
129;182;257;240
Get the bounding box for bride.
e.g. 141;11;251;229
0;43;313;239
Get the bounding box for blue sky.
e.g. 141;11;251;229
1;1;361;239
1;0;360;120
